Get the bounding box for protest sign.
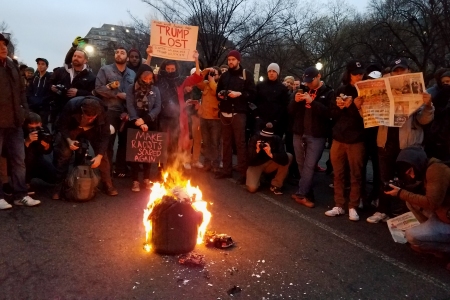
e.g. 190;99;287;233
126;129;167;164
150;20;199;61
355;72;426;128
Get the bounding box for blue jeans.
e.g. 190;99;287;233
293;134;326;197
406;213;450;253
0;128;27;199
200;118;222;168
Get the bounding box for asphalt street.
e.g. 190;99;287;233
1;151;449;299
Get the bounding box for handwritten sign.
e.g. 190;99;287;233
150;20;199;61
126;129;167;164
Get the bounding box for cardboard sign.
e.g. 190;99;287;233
126;129;167;164
150;20;199;61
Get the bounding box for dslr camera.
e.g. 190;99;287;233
383;179;403;192
36;127;53;144
209;71;216;77
218;90;230;99
54;84;68;95
74;139;93;166
258;140;268;151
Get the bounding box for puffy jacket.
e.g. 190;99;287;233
197;70;219;119
216;67;256;114
95;64;135;112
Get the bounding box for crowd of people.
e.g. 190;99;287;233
0;32;449;262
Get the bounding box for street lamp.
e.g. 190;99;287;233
315;61;323;70
85;45;94;54
259;76;264;82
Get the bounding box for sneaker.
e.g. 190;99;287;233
132;181;140;192
366;212;389;223
104;186;119;196
291;194;315;208
143;179;152;190
192;161;204;169
349;208;359;221
14;196;41;207
183;163;192;170
325;206;345;217
270;185;283;195
0;199;12;210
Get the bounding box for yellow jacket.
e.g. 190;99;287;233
197;71;219;119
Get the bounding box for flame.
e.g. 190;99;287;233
143;171;211;252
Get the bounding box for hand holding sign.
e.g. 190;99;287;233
146;45;153;57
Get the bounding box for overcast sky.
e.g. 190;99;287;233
3;0;369;71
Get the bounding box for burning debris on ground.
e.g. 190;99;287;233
178;252;206;267
204;231;234;249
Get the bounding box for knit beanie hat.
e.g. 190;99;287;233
267;63;280;74
228;50;241;61
260;122;274;137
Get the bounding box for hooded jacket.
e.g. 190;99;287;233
26;71;52;111
56;96;110;157
397;147;450;223
126;49;143;74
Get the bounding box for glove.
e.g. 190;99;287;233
72;36;83;47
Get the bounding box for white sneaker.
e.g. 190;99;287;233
349;208;359;221
325;207;345;217
183;163;192;170
0;199;12;210
14;196;40;207
192;161;204;168
131;181;140;192
367;212;389;223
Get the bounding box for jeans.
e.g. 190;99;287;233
25;153;56;184
53;131;113;187
406;213;450;253
200;118;222;168
0;128;27;200
246;153;293;192
107;110;127;173
293;134;326;197
330;140;365;209
221;113;247;176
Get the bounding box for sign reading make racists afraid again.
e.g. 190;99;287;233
150;20;199;61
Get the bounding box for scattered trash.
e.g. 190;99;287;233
227;285;242;296
178;252;205;267
204;231;234;249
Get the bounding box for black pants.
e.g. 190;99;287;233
25;152;56;184
220;113;247;176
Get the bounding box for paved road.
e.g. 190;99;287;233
1;153;449;299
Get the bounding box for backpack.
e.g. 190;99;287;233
64;165;100;201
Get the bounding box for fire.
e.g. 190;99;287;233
143;171;211;252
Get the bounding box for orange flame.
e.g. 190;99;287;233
143;172;211;251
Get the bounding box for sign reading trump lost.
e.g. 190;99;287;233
150;20;199;61
126;129;168;164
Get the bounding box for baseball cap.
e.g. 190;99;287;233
303;67;319;83
36;58;49;66
346;60;365;75
0;33;9;46
390;58;409;71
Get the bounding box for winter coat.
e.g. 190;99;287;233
26;71;52;111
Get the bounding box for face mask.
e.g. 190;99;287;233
442;84;450;91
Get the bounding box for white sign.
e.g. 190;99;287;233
150;20;199;61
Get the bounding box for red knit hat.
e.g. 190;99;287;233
228;50;241;61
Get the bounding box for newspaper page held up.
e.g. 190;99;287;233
386;212;420;243
355;73;426;128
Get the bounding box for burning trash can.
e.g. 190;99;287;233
143;174;211;254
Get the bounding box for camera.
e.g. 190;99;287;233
383;179;403;192
218;90;230;100
54;84;67;95
74;139;92;166
258;140;268;150
209;71;216;77
36;127;53;144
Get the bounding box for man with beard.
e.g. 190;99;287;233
145;46;202;168
385;146;450;259
49;38;96;124
95;46;135;177
214;50;256;184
